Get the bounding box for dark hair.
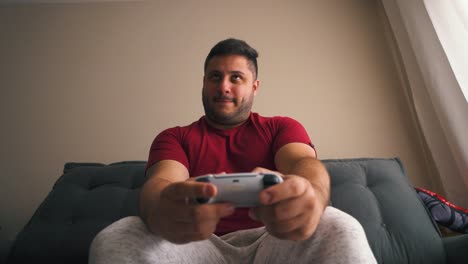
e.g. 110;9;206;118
204;38;259;79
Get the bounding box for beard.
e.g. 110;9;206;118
202;90;254;127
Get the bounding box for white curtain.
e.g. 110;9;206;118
381;0;468;207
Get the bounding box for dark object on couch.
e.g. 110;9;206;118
7;158;468;263
415;187;468;234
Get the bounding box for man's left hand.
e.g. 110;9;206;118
249;168;325;241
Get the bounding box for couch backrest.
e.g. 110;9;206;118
324;158;445;264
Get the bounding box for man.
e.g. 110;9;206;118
89;38;376;263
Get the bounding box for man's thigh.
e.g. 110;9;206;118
89;216;226;264
254;206;377;264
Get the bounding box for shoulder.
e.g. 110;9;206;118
159;117;203;135
251;112;304;130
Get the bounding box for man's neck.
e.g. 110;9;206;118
204;115;250;130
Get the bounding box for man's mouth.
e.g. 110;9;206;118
214;97;235;103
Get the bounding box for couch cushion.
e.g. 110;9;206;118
7;161;146;264
324;158;445;264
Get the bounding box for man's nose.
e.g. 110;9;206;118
219;77;232;93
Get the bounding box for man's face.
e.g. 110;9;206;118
202;55;259;128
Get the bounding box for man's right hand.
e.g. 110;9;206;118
152;180;235;244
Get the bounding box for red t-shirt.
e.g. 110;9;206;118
146;112;314;235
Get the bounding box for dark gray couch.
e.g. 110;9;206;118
7;158;468;263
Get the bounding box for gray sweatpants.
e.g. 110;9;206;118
89;206;376;264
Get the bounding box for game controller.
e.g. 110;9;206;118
195;172;283;207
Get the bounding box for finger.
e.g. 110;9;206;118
188;203;235;221
259;176;308;205
249;206;309;238
248;208;259;221
162;219;218;244
172;203;235;223
265;212;311;239
162;181;217;201
171;217;218;235
258;197;305;223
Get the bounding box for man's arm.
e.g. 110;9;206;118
139;160;235;244
139;160;189;233
250;142;330;241
275;142;330;210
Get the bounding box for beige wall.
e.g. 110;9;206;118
0;0;438;258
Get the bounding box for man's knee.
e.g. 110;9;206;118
313;207;373;253
89;216;148;264
92;216;145;244
319;206;366;237
307;207;376;263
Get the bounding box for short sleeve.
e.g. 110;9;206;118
271;117;316;156
144;127;189;174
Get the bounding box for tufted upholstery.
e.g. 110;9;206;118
7;161;146;264
327;158;445;263
7;158;468;263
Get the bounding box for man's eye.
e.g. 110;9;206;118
231;75;242;82
210;75;221;81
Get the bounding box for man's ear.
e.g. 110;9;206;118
253;79;260;96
